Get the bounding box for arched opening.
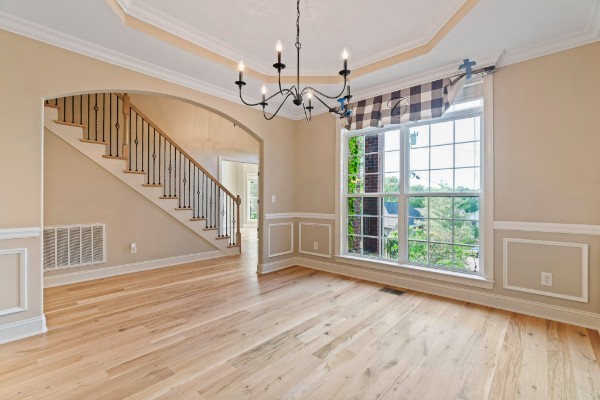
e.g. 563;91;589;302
42;89;263;292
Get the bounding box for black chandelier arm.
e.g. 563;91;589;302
311;92;343;115
238;89;266;107
262;92;294;120
300;78;348;101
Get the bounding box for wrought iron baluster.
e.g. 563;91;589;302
174;148;178;203
102;94;106;142
87;94;90;140
168;142;172;197
158;135;162;185
147;121;150;182
134;113;139;171
94;94;98;141
152;128;156;184
115;96;120;157
141;118;145;173
128;108;132;170
202;173;206;218
109;94;113;156
192;165;196;217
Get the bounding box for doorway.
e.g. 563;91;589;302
219;159;259;267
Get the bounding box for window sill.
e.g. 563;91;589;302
334;254;495;289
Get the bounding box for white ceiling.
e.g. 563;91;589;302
1;0;599;120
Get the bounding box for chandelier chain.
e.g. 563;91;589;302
296;0;301;50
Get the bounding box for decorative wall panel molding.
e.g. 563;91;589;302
299;222;332;258
268;222;294;258
0;248;27;317
503;238;588;303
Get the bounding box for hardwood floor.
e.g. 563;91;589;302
1;236;599;399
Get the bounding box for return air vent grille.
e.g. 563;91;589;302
43;224;106;270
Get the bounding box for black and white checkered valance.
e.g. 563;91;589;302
343;78;458;131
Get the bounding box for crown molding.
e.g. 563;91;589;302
0;11;297;120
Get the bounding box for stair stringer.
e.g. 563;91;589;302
44;107;239;256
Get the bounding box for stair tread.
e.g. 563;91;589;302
103;155;128;160
81;139;109;145
124;170;146;174
54;120;86;129
216;236;231;240
204;227;218;231
44;103;62;110
228;244;241;248
142;183;163;187
190;218;207;221
159;196;179;199
175;207;193;211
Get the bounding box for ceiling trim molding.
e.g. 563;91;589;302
0;10;296;119
104;0;480;84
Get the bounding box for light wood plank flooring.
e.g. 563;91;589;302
1;237;599;399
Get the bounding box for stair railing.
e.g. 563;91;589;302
46;94;242;248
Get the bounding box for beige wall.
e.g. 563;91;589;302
494;42;600;224
292;41;600;314
44;130;215;276
129;94;260;178
0;30;296;329
295;113;337;213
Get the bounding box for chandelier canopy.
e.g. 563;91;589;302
235;0;352;122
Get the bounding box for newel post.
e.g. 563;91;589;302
122;93;130;159
236;195;242;248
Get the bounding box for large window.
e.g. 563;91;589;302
344;83;484;274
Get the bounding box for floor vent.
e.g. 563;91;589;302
379;287;406;296
43;224;106;270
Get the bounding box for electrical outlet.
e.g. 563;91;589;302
130;243;137;254
541;272;552;286
313;242;319;251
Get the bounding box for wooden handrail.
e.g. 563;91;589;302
115;94;237;201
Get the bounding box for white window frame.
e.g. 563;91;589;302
334;76;494;289
245;172;259;226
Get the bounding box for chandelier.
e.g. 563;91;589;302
235;0;352;122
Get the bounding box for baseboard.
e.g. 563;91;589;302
295;257;600;330
0;315;47;345
258;257;298;274
44;250;225;287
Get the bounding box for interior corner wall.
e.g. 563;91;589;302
0;29;297;340
43;130;216;277
291;41;600;317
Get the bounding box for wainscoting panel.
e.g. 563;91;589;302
503;238;588;302
299;222;332;258
268;222;294;258
0;248;27;316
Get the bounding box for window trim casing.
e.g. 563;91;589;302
335;75;494;288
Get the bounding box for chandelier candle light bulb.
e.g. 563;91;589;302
261;85;267;104
276;40;283;63
342;48;348;71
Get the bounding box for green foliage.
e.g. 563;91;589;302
384;231;399;259
384;175;400;193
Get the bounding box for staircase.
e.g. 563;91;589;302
44;93;241;256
